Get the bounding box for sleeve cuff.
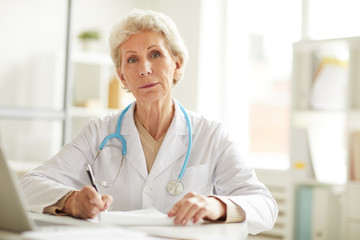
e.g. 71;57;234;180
43;191;74;216
209;195;246;223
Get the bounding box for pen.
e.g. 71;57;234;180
85;164;108;214
85;163;98;192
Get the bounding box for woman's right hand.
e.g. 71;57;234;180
63;186;113;219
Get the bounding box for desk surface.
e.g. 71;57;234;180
128;222;248;240
0;222;248;240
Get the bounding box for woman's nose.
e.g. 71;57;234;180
139;60;152;77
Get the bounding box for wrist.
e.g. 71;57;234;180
63;191;77;215
209;196;227;220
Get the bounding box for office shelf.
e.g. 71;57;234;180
291;36;360;240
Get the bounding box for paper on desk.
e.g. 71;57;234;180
99;207;175;226
23;227;163;240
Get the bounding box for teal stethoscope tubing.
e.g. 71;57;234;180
177;103;192;180
98;103;132;154
96;102;192;192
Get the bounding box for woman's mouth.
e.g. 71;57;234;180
139;82;159;89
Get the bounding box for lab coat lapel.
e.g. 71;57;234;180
148;102;189;180
121;103;148;180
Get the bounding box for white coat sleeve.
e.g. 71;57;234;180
212;124;278;235
19;119;97;213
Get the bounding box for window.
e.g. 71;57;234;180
198;0;301;169
307;0;360;40
0;0;66;110
0;0;67;165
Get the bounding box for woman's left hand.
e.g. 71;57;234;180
167;192;226;225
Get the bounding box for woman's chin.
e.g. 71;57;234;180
135;90;172;104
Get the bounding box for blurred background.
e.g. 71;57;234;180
1;0;360;239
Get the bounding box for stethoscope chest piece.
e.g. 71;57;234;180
166;180;184;196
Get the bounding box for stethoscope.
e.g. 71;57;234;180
89;102;192;196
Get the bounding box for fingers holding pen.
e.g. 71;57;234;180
100;195;113;211
74;186;100;218
65;186;112;219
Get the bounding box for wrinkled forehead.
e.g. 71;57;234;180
118;31;174;63
120;31;166;50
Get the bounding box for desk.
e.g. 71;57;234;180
0;222;248;240
128;222;248;239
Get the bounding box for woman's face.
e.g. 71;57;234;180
118;31;180;104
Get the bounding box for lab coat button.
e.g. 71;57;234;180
144;186;151;192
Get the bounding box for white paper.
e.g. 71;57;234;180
100;207;175;226
23;227;162;240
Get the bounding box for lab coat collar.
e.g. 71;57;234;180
119;102;137;136
170;98;191;136
119;102;147;179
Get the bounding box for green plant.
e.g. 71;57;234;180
78;30;100;40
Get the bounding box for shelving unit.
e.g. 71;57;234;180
290;37;360;240
66;50;134;141
346;182;360;239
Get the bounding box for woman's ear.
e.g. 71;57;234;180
117;69;128;88
176;60;181;71
173;58;181;79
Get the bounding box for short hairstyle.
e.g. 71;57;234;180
109;9;188;85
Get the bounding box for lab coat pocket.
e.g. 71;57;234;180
173;164;212;199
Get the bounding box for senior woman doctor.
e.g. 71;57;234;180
20;9;277;235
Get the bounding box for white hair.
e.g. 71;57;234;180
109;9;188;84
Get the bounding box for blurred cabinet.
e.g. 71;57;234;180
290;37;360;239
294;183;342;240
346;183;360;240
72;52;114;109
66;51;133;140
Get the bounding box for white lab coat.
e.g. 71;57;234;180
20;99;278;234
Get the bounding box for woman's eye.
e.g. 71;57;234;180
127;57;137;63
150;52;161;58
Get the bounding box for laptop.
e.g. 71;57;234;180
0;143;94;233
